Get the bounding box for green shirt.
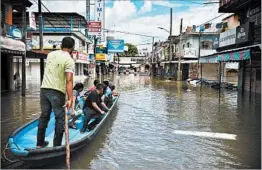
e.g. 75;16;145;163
41;50;75;94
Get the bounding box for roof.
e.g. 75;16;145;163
13;12;87;29
2;0;33;12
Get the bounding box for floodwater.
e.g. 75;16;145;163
1;74;261;169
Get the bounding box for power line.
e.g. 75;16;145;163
103;28;164;38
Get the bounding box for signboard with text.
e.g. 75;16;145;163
236;22;254;44
219;28;236;47
95;0;105;42
184;48;196;58
95;53;106;61
107;40;124;53
29;12;36;30
88;21;101;36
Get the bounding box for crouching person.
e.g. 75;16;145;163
80;83;110;133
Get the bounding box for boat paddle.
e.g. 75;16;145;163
64;106;70;169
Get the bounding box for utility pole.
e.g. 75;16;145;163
177;18;183;81
22;5;26;96
169;8;172;75
38;0;44;83
93;35;97;79
151;36;154;75
197;30;201;78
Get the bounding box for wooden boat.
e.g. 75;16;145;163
6;95;119;166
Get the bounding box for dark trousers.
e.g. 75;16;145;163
37;88;65;147
104;96;113;108
81;107;104;132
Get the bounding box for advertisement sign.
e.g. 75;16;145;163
89;54;95;61
219;28;236;47
184;48;196;58
77;52;88;61
236;22;253;44
29;12;36;30
95;53;106;61
7;25;22;39
212;35;219;49
95;0;105;42
107;40;124;53
88;21;101;36
32;35;83;50
26;39;33;51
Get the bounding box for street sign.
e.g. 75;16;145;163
107;40;125;53
88;21;101;36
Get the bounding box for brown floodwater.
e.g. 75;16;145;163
1;74;261;169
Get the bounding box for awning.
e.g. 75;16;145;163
200;49;252;63
217;49;250;62
0;36;25;55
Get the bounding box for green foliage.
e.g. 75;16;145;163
120;43;138;56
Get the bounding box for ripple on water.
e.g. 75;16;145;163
1;76;261;169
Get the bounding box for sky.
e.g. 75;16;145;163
29;0;229;51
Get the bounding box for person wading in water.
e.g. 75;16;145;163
36;37;75;148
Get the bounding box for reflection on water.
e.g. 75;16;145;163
1;74;261;169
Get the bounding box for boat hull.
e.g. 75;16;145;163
8;95;120;166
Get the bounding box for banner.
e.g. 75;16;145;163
95;0;105;42
29;12;36;30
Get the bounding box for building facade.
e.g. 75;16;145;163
201;0;261;93
1;0;32;92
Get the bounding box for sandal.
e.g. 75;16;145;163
69;124;77;129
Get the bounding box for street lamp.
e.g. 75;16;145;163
158;27;170;34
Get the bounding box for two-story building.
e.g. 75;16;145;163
200;0;261;94
12;12;92;87
1;0;32;92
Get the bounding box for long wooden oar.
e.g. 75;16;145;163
64;107;70;169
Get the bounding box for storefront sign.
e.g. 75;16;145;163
78;52;88;61
72;51;78;60
184;48;196;58
219;28;236;47
95;53;106;61
95;0;105;42
88;21;101;36
7;25;22;39
212;36;219;49
29;12;36;30
32;35;82;50
26;39;32;51
236;22;253;44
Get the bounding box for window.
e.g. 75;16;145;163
200;41;212;49
183;44;185;49
187;42;190;48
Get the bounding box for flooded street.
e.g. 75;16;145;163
1;75;261;169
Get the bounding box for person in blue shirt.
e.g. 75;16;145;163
102;81;113;107
69;83;84;129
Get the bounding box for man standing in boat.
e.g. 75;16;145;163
36;37;75;148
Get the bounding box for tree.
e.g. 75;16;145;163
121;43;138;56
